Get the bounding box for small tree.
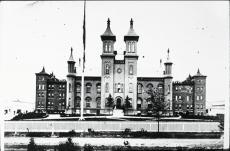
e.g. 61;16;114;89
106;94;114;114
57;137;80;151
27;137;37;151
124;96;132;111
146;87;168;133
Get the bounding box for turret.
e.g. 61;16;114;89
124;18;139;54
192;68;207;115
67;47;76;74
101;18;116;54
66;48;76;114
164;48;173;77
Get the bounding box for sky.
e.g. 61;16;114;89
0;1;229;106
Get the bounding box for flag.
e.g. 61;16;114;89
82;0;86;72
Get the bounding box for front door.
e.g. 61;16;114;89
116;98;122;109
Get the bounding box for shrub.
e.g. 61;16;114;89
57;137;80;151
27;137;37;151
84;144;94;151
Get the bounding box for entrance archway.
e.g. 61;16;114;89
115;97;122;109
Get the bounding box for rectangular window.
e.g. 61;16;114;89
179;96;181;100
175;95;178;101
200;95;203;100
197;96;199;101
179;104;182;109
187;96;189;101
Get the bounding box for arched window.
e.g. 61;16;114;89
96;97;101;108
137;84;143;94
146;83;153;90
105;82;109;93
105;64;110;74
129;65;133;75
96;83;101;94
75;96;81;108
76;83;81;93
86;83;92;93
85;97;91;108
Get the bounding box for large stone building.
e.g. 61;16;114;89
35;18;207;116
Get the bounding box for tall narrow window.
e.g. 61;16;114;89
105;83;109;93
137;84;143;94
105;64;110;74
168;85;170;94
129;65;133;75
85;97;91;108
76;83;81;93
96;97;101;108
96;83;101;94
86;83;92;93
129;83;133;93
69;83;71;93
187;96;189;101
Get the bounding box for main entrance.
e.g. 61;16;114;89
115;97;122;109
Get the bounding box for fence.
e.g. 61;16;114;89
5;121;220;133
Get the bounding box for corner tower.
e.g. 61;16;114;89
164;49;173;115
124;18;139;110
192;69;207;115
100;18;116;109
66;48;76;114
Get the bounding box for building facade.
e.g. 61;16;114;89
35;19;206;116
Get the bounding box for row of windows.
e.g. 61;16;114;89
175;104;193;110
37;93;45;97
48;84;65;89
137;83;164;94
196;95;203;101
75;83;101;93
126;42;136;53
196;87;204;91
103;42;113;53
74;97;101;108
38;84;45;90
196;104;204;109
104;64;134;75
175;95;191;101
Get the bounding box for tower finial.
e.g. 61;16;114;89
107;18;110;27
197;68;200;74
130;18;133;29
167;48;170;60
68;47;75;62
42;66;45;72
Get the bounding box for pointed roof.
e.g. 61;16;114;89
124;18;139;41
36;66;49;75
68;47;75;62
193;68;206;77
101;18;116;41
164;48;173;64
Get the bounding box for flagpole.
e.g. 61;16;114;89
79;0;86;120
79;58;85;120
